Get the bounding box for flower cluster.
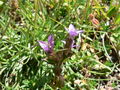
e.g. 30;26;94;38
65;24;83;39
38;24;83;55
38;24;83;88
38;35;54;54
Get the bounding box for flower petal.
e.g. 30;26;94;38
69;24;76;31
77;30;84;34
38;41;49;52
69;30;78;37
48;35;54;48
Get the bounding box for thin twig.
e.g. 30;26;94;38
101;33;112;62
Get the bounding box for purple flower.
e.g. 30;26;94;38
38;35;54;53
65;24;83;38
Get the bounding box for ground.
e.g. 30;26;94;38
0;0;120;89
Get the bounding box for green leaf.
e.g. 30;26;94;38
107;6;118;17
115;14;120;24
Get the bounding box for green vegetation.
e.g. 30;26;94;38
0;0;120;89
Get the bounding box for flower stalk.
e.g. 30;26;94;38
38;24;83;88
